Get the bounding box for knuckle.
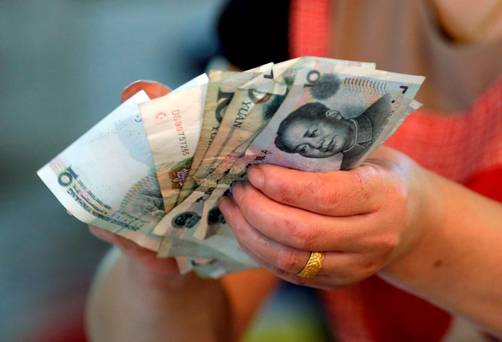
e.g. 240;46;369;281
359;259;381;277
315;185;340;212
274;176;314;205
276;250;302;272
275;182;298;203
273;268;292;281
338;261;378;284
374;233;400;253
349;168;379;209
313;171;372;213
283;218;318;248
354;171;373;203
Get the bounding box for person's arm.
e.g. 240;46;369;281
380;169;502;336
86;244;278;342
86;247;230;342
220;147;502;337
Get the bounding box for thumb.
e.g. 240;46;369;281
121;80;171;102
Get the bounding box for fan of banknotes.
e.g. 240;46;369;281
38;57;424;278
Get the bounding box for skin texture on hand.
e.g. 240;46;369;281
219;144;502;336
219;147;433;289
120;80;170;103
111;79;430;290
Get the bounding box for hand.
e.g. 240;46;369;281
90;80;202;288
219;147;436;289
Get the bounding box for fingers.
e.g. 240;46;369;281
120;80;171;102
247;164;382;216
89;225;136;249
219;197;309;272
89;226;154;258
230;182;376;252
89;226;179;274
219;199;377;285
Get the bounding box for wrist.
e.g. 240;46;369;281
380;168;445;280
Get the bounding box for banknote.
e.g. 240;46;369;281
179;255;255;278
172;58;423;251
157;195;256;277
191;256;257;278
188;59;338;187
246;60;425;171
154;68;273;256
39;56;426;279
37;92;163;251
139;74;208;212
195;158;248;240
166;220;258;278
153;64;290;246
153;66;276;236
159;221;256;266
176;65;273;205
163;61;308;242
190;62;288;184
175;71;226;205
171;57;380;240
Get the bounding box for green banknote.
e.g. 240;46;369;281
176;65;272;205
153;64;289;255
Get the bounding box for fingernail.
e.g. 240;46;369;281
248;166;264;189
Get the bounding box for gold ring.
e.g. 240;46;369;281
297;252;324;278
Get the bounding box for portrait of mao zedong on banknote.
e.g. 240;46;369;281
274;97;392;169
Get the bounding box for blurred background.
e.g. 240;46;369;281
0;1;329;341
